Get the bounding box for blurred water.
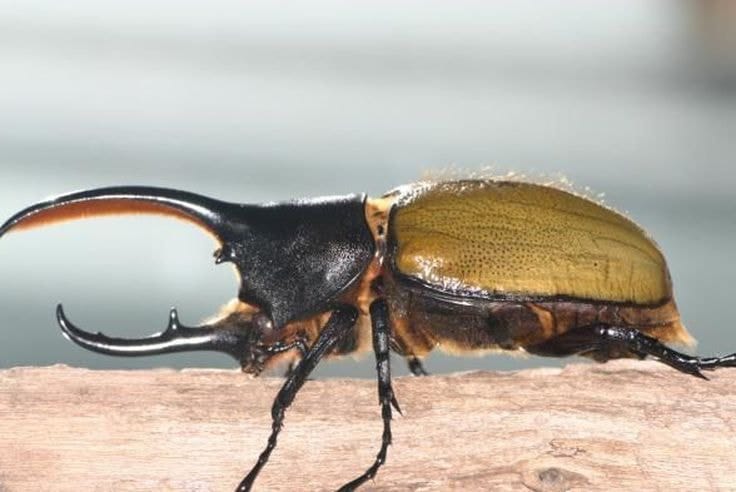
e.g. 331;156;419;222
1;0;735;378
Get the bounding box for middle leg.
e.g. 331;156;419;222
338;298;401;491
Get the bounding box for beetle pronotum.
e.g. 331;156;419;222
1;179;734;490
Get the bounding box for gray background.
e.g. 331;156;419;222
1;0;735;378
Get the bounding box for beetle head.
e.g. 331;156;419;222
0;186;373;366
55;303;279;374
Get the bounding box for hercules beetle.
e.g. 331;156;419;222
2;179;735;491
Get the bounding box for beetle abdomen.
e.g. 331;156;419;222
388;290;692;357
388;180;671;305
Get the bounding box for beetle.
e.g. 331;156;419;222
1;178;735;491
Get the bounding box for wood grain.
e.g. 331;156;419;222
0;361;734;491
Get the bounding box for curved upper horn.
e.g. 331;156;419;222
0;186;242;242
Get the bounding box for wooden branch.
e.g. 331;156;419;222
0;361;734;491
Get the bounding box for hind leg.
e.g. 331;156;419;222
527;324;736;379
390;334;430;376
591;325;736;379
406;356;429;376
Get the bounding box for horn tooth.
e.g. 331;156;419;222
214;243;237;264
55;303;250;361
213;247;224;263
167;308;180;332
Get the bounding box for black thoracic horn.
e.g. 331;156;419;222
0;186;246;243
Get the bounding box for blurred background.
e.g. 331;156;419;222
1;0;734;378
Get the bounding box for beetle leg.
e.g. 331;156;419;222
694;353;736;370
283;361;297;378
265;337;308;356
526;325;736;379
591;326;736;380
389;337;429;376
236;305;358;492
265;338;307;378
529;325;736;380
337;298;400;492
407;356;429;376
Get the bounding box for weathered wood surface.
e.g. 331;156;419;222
0;361;734;491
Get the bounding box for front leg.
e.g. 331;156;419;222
338;298;401;491
265;338;308;356
264;338;307;378
237;305;359;491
